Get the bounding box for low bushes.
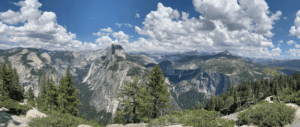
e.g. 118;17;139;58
1;99;18;109
1;98;32;115
7;104;32;115
28;110;105;127
146;109;235;127
237;100;296;126
0;95;9;102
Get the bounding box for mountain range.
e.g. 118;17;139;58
0;44;299;125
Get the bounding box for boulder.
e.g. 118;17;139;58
26;108;47;120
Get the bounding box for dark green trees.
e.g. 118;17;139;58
114;64;172;124
0;62;24;102
47;75;59;111
57;68;82;116
27;87;35;107
116;75;144;123
34;68;82;117
1;63;12;97
36;72;49;111
145;64;172;119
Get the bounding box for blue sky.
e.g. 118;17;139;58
0;0;300;59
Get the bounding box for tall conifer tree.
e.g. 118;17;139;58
47;75;59;111
0;63;3;96
116;75;144;123
57;68;82;116
27;87;35;107
2;63;12;97
10;67;23;101
144;64;172;119
37;71;49;111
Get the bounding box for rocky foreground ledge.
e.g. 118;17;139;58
106;123;193;127
0;100;93;127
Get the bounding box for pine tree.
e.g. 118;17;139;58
194;102;204;110
47;75;59;111
22;85;25;100
10;67;24;102
263;66;284;102
116;75;144;123
57;68;82;116
57;76;67;113
27;87;35;107
1;63;12;97
82;113;88;121
7;62;13;99
0;64;3;96
37;72;49;111
144;64;172;119
234;87;238;104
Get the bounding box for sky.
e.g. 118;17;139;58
0;0;300;59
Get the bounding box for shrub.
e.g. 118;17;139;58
8;104;32;115
2;99;18;109
237;101;295;126
146;109;235;127
28;110;104;127
0;95;9;102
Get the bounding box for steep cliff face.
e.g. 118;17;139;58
0;48;89;97
82;44;182;120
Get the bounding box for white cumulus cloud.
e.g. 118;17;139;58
136;13;140;18
0;0;99;51
290;11;300;39
271;47;281;56
101;27;113;32
295;44;300;48
286;48;300;56
126;1;280;58
115;23;132;28
287;40;296;45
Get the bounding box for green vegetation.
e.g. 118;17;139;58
126;66;141;77
28;109;104;127
26;87;35;107
237;100;295;126
36;71;49;111
146;109;235;127
0;61;105;127
114;64;173;124
178;89;206;110
108;62;119;71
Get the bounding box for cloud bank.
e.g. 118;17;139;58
0;0;99;51
103;0;282;58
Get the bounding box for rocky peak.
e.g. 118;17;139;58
110;44;126;59
216;50;232;56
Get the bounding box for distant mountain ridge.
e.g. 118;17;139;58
0;45;299;125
